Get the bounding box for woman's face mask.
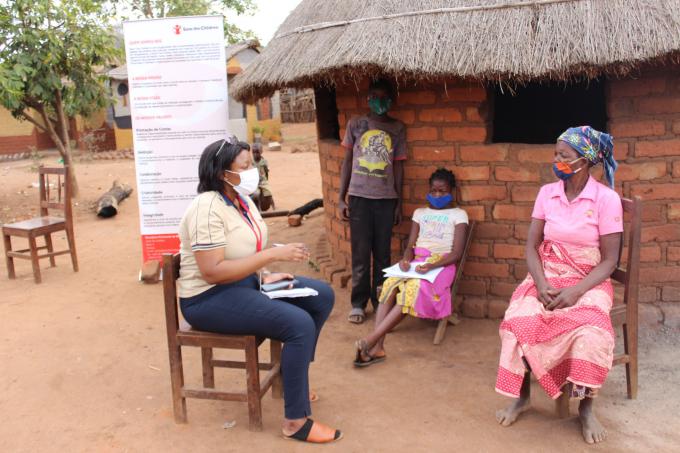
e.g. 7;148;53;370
553;157;585;181
368;96;392;115
427;193;453;209
225;167;259;196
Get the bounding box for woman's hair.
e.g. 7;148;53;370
429;167;456;189
197;137;250;193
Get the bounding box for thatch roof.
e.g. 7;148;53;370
232;0;680;102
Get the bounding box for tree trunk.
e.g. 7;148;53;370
96;181;133;218
54;92;79;198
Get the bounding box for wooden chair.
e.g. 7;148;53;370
162;253;283;431
433;221;476;345
2;166;78;283
556;196;641;417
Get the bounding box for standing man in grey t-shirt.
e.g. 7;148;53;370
338;79;406;324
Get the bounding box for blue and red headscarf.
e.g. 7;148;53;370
557;126;617;188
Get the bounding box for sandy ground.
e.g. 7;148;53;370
1;124;680;452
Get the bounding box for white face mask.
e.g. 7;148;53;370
225;167;259;196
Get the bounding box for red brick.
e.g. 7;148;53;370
607;99;634;118
638;96;680;114
464;262;509;277
475;223;513;239
490;282;517;298
336;95;357;109
460;144;508;162
442;87;487;102
511;185;541;202
669;203;680;220
407;127;438;142
624;245;662;262
514;264;529;280
488;299;510;319
639;286;659;303
330;175;341;188
412;146;454;161
454;166;490;181
459;279;487;296
441;126;487;142
641;224;680;242
405;165;441;179
514;223;530;241
326;160;340;173
460;185;507;201
635;139;680;157
398;91;437;105
494;244;526;259
640;266;680;283
469;243;489;258
631;183;680;200
609;120;666;138
662;286;680;301
390;109;416;125
495;166;540;182
672;161;680;178
461;297;488;318
419;108;463;123
668;246;680;261
609;77;666;97
466;106;483;122
411;183;430;200
616;162;667;181
492;204;533;221
515;145;554;163
673;121;680;135
463;205;486;221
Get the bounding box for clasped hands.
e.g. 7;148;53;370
399;259;435;274
537;282;583;310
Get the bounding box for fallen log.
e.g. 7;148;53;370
96;181;133;218
290;198;323;216
261;209;290;218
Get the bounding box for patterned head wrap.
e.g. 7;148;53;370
557;126;617;188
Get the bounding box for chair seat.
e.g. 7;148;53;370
177;321;265;348
3;216;65;233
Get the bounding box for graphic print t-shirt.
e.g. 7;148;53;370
413;207;469;255
342;115;407;199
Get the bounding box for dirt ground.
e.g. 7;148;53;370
1;123;680;452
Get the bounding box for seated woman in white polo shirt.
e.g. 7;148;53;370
177;136;341;444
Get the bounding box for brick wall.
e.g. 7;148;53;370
317;69;680;316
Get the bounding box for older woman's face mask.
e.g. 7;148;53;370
553;157;585;180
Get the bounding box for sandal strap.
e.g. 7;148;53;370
287;418;314;441
287;419;341;443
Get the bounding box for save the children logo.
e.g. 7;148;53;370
173;25;182;34
357;129;392;173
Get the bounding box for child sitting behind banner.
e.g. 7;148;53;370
250;142;275;211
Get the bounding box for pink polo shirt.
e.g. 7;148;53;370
532;177;623;247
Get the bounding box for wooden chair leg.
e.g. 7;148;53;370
44;233;56;267
433;317;448;345
245;337;263;431
270;340;283;399
28;235;41;284
65;225;79;272
201;347;215;388
556;391;570;418
3;232;15;279
168;343;187;423
623;323;638;399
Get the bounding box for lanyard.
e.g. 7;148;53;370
221;193;263;252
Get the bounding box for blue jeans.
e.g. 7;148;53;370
179;275;334;419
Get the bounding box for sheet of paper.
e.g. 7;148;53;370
263;287;319;299
383;263;443;284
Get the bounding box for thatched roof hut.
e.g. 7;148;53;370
233;0;680;102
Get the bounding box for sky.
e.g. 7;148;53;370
230;0;303;45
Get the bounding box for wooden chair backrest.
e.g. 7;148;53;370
610;197;642;326
162;253;182;339
451;221;475;303
38;166;71;220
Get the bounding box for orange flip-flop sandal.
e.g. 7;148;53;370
284;419;342;443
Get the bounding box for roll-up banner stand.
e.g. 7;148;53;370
123;15;229;268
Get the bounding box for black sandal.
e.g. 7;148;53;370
284;418;343;443
353;339;386;367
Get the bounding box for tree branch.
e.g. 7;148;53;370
38;105;66;158
21;110;49;134
54;89;70;146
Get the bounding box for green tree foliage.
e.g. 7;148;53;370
0;0;121;196
112;0;257;43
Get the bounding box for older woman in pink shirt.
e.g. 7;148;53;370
495;126;623;445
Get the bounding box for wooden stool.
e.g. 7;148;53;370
162;253;283;431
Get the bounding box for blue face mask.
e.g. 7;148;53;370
427;193;453;209
552;157;585;181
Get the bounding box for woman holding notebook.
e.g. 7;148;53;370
176;136;341;444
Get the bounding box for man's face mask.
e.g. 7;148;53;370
368;96;392;115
